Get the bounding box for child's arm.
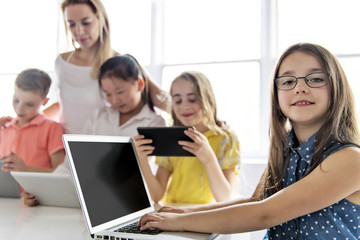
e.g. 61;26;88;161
134;135;171;203
139;146;360;233
1;154;33;172
179;128;236;202
1;150;64;173
158;196;254;214
49;149;65;171
158;169;264;214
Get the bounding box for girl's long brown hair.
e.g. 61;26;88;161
255;43;360;200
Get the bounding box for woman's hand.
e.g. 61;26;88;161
178;128;216;165
21;192;39;207
133;135;155;162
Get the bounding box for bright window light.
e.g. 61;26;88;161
0;0;58;74
163;0;261;64
278;0;360;55
102;0;151;65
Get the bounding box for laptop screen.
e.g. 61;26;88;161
67;140;151;227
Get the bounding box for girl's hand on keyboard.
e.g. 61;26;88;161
139;212;185;232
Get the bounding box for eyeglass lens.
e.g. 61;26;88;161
275;72;327;90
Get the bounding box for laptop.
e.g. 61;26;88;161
62;134;218;240
0;160;21;198
10;171;80;208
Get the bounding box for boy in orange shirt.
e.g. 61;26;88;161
0;68;65;173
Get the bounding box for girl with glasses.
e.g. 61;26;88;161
138;43;360;239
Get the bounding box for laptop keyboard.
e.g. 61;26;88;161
114;222;163;235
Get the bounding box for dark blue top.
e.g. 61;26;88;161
264;130;360;239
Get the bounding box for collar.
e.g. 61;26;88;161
202;129;219;138
8;114;46;129
131;104;155;121
287;129;317;165
108;104;155;126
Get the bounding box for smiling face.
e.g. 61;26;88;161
100;76;143;115
277;51;331;131
12;87;44;127
171;78;207;132
64;3;100;50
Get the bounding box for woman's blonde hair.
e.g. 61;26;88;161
170;71;224;135
61;0;114;79
255;43;360;200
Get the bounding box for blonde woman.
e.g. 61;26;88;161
47;0;168;133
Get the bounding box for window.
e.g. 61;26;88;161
0;0;58;116
163;0;260;63
278;0;360;55
102;0;151;65
278;0;360;131
161;0;262;156
338;57;360;118
1;0;359;160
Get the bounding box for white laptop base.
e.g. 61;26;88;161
63;134;218;240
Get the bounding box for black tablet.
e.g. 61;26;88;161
137;126;195;156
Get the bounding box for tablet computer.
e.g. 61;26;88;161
0;160;21;198
11;171;80;208
137;126;195;156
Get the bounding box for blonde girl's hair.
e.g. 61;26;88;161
61;0;115;79
255;43;360;200
98;54;155;111
170;71;224;135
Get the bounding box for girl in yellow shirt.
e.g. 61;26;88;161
134;71;240;204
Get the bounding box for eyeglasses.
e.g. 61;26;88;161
274;72;330;91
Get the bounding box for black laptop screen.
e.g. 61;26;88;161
68;141;151;227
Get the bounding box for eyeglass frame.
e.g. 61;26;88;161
273;72;331;91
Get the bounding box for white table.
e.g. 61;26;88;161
0;198;91;240
0;198;265;240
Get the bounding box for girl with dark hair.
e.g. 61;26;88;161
83;54;165;136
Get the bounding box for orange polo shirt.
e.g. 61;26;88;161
0;114;64;169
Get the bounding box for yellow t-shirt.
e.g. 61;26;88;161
156;129;240;204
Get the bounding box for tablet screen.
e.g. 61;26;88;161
137;126;195;156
